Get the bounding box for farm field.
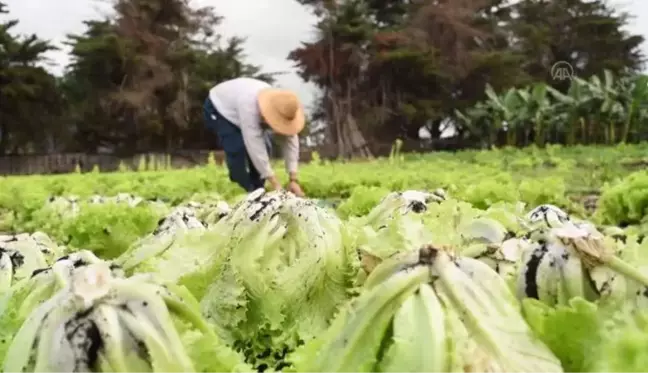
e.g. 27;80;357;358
1;143;648;372
0;143;647;241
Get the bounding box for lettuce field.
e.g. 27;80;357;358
2;143;648;372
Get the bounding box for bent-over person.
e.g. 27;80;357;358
203;77;306;197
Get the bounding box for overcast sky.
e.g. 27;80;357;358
2;0;647;114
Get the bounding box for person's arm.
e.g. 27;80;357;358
282;135;305;196
237;96;279;189
282;134;299;181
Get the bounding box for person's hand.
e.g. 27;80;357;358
288;180;305;197
267;175;282;191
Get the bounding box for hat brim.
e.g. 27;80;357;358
257;88;305;136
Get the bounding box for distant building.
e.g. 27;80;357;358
419;118;457;140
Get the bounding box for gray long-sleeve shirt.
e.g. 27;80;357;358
208;77;299;178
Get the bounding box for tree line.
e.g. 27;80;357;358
0;0;273;155
290;0;646;155
0;0;645;156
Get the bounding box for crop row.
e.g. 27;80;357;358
0;144;645;251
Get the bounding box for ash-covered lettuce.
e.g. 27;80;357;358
190;189;357;371
351;191;437;274
523;296;648;372
1;253;247;372
0;231;65;295
114;206;211;281
289;246;562;372
179;192;231;226
115;194;234;282
1;250;118;362
113;190;357;370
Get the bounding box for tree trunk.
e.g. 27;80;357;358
343;86;372;158
506;128;516;146
344;113;372;157
608;121;615;144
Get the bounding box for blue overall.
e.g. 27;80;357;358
203;97;273;192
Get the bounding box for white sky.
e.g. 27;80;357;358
2;0;647;115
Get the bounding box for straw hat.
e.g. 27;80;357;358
257;88;305;136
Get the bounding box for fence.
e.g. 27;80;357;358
0;150;317;176
0;138;463;176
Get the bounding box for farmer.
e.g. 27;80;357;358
203;77;306;197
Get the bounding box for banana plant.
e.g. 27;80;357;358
483;84;525;146
618;74;648;142
454;103;493;147
582;70;624;143
460;70;645;147
546;79;593;145
516;83;550;146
